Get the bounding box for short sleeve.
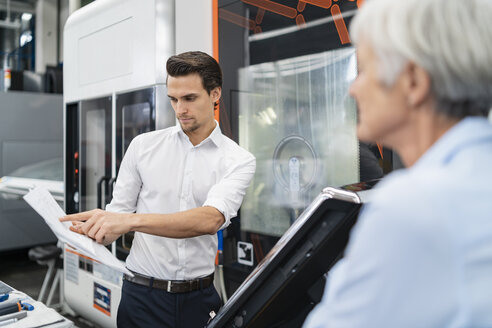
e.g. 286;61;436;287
203;152;256;229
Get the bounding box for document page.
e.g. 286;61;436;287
24;187;133;276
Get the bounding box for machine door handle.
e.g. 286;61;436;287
96;176;111;209
108;177;117;204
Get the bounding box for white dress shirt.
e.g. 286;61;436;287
106;122;256;280
303;117;492;327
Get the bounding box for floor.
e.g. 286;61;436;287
0;247;96;328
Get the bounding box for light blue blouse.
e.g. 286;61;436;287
304;117;492;328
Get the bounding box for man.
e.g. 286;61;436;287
304;0;492;327
61;51;256;327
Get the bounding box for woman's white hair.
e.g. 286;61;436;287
350;0;492;118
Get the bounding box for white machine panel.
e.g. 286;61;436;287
63;0;175;102
78;17;134;86
175;0;213;54
64;247;122;328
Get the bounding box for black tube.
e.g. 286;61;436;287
0;301;21;316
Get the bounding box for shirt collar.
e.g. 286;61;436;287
207;121;224;147
173;120;224;148
413;117;492;169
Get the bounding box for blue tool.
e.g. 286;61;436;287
21;302;34;311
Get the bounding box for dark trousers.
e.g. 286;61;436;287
117;279;222;328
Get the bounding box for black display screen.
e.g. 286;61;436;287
208;187;364;328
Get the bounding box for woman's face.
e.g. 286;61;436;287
349;42;411;147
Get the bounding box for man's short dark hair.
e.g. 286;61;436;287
166;51;222;95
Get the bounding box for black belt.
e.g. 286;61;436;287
124;271;214;293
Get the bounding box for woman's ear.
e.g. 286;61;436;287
405;62;432;108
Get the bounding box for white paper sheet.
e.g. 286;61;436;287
24;187;133;276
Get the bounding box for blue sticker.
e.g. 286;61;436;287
93;282;111;316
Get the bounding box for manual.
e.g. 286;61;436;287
23;187;133;276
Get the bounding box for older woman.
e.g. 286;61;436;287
303;0;492;327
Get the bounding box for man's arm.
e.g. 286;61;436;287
61;150;256;245
60;206;224;245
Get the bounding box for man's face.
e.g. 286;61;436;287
349;42;411;146
167;73;220;135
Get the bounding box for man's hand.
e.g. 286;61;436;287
60;209;134;246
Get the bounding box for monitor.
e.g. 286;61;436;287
207;186;368;328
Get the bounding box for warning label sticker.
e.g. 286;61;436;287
93;282;111;316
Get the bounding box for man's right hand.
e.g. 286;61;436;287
60;209;134;245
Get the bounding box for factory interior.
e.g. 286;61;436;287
1;0;491;327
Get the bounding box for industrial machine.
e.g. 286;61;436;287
62;1;175;326
0;91;62;252
62;0;215;326
214;0;383;296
